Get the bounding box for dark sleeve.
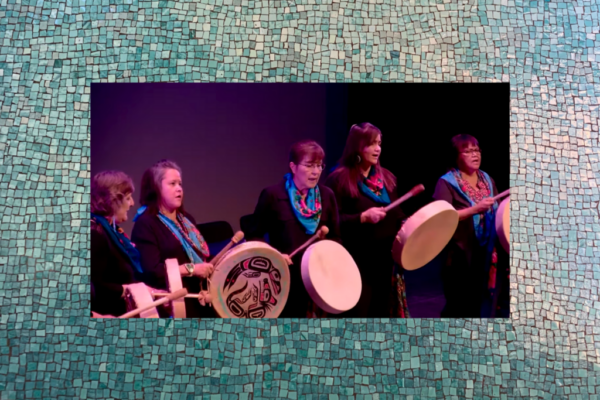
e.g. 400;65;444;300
246;188;273;242
490;176;498;197
324;174;362;229
91;228;124;309
131;216;168;289
322;187;342;245
432;178;454;204
393;185;409;222
395;208;408;232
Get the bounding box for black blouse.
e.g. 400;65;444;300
432;175;498;253
91;221;139;316
247;180;342;261
247;180;342;317
324;173;407;284
131;211;212;318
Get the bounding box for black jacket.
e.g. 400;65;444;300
432;176;498;256
324;173;407;284
131;211;212;317
432;173;506;318
248;180;342;260
247;180;342;317
91;221;140;316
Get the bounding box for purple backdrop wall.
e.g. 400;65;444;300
91;83;328;234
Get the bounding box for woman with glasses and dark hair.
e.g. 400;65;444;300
248;140;342;318
433;134;508;318
325;123;410;319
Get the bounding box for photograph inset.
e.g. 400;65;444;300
90;83;510;319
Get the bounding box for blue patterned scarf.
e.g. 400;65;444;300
357;166;391;205
440;169;497;248
284;173;322;235
91;213;143;275
134;206;209;264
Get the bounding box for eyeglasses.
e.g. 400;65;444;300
299;163;326;171
461;149;481;156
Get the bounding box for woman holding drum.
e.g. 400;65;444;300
131;160;215;318
433;134;509;318
248;140;343;318
325;123;410;318
91;170;165;317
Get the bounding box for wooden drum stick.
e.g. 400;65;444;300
119;288;188;318
211;231;245;272
289;225;329;259
383;184;425;212
153;292;201;299
492;189;510;202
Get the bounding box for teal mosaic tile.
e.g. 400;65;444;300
1;0;600;398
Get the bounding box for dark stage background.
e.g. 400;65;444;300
343;83;509;215
341;83;509;316
92;83;508;317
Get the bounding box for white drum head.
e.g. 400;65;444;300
392;200;459;271
123;282;159;318
496;197;510;253
301;240;362;314
210;241;290;318
165;258;186;318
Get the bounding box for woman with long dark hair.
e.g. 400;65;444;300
131;159;215;318
325;123;410;318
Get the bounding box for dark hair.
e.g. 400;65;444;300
329;122;396;198
139;159;185;216
449;134;480;169
289;140;325;170
91;171;134;217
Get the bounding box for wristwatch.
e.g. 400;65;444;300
185;263;195;277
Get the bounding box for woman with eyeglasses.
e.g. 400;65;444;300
433;134;508;318
325;123;410;319
248;140;342;318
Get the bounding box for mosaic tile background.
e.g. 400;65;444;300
1;0;599;398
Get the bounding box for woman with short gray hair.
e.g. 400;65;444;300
91;170;142;316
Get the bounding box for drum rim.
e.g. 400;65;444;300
301;240;362;313
394;207;459;271
401;201;457;231
496;197;510;252
217;240;277;260
166;258;186;318
421;199;457;212
124;282;159;318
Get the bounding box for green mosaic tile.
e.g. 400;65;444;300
0;0;599;398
